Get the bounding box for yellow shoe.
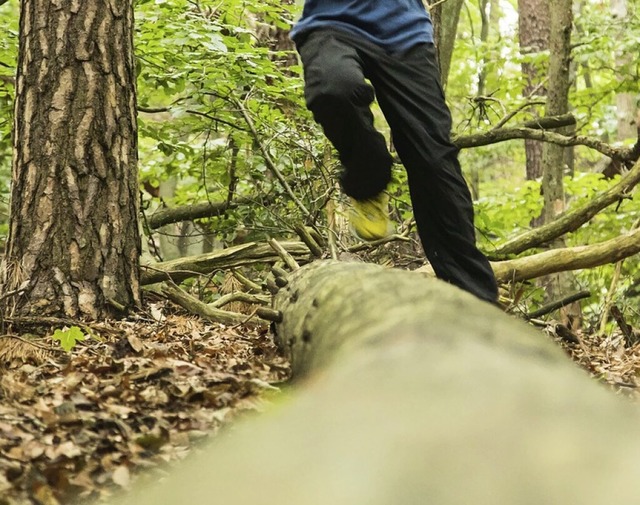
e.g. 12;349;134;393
349;193;394;241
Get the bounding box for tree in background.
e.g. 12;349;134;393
0;0;637;326
428;0;465;90
611;0;637;142
1;0;140;319
518;0;550;183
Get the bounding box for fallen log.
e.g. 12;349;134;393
111;261;640;505
491;226;640;283
140;241;311;285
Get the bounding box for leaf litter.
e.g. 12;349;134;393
2;257;640;504
0;300;289;504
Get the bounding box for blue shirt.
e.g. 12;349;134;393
290;0;434;51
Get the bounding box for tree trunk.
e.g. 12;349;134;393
518;0;550;183
112;261;640;505
541;0;572;223
3;0;140;319
428;0;464;89
612;0;636;141
539;0;577;324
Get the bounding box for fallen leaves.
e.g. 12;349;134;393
0;303;289;504
554;327;640;397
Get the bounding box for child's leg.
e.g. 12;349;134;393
297;29;393;201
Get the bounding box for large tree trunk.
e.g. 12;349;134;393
2;0;140;319
112;261;640;505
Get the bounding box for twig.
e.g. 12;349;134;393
186;108;250;132
492;101;546;130
229;307;261;329
268;239;300;271
138;106;170;113
0;334;65;353
0;287;26;303
233;98;312;220
525;290;592;320
211;292;270;308
325;197;339;261
610;306;638;347
294;224;323;257
599;260;624;334
232;269;263;293
0;74;15;86
161;282;258;326
347;234;411;253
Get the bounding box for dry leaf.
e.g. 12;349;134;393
127;335;145;353
111;465;131;488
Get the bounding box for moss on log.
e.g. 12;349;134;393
111;261;640;505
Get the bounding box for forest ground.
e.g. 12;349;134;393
1;247;639;504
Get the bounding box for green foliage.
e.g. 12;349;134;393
0;0;638;321
0;1;17;237
52;326;88;352
135;0;328;246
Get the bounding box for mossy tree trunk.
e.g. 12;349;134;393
3;0;141;319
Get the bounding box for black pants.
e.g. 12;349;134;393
297;28;498;303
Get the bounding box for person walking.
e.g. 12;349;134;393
290;0;498;304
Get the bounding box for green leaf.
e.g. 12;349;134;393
52;326;87;352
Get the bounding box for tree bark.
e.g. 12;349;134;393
427;0;464;89
539;0;576;320
518;0;550;182
541;0;572;224
491;226;640;283
612;0;636;141
3;0;140;319
112;261;640;505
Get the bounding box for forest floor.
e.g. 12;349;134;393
0;298;289;505
1;245;640;504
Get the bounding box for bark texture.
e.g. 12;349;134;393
428;0;464;89
111;261;640;505
541;0;572;223
539;0;576;319
491;226;640;283
4;0;140;318
518;0;550;181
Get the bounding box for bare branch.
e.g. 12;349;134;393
141;241;311;285
455;126;628;159
146;201;233;230
161;282;255;326
145;193;278;230
489;159;640;258
232;97;312;220
491;226;640;283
